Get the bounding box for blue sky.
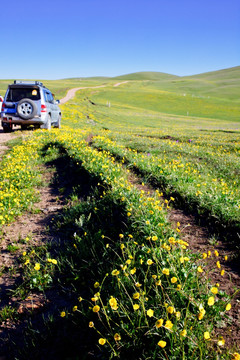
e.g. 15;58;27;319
1;0;239;79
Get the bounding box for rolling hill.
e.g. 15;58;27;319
112;71;179;81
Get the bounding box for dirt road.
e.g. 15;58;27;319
0;129;21;159
60;81;129;104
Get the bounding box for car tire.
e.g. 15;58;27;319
46;114;51;130
2;123;12;133
55;114;61;128
17;98;37;120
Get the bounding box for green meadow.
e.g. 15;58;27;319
0;66;240;359
57;66;240;131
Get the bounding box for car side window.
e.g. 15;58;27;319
45;92;54;104
49;92;54;103
44;91;49;102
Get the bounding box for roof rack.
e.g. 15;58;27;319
13;80;43;86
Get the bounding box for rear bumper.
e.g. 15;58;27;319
1;115;45;126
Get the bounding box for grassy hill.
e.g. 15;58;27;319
0;66;239;124
186;66;240;81
112;71;179;81
137;66;240;101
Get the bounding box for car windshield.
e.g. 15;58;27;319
6;87;40;102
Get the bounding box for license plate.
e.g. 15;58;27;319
5;108;16;114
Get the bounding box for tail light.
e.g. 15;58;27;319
41;104;47;112
1;102;5;111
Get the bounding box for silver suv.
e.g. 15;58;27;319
1;81;61;132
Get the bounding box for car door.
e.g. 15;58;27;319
44;91;55;123
48;92;58;123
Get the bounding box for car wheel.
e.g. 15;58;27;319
56;114;61;128
17;98;37;120
21;124;28;131
46;114;51;130
2;123;12;133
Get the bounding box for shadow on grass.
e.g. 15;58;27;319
1;142;129;360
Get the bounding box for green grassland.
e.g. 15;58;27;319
112;66;240;101
57;66;240;130
0;66;240;359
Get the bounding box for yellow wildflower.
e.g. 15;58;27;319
204;331;211;340
175;311;181;319
93;305;100;313
114;333;121;341
162;268;170;276
112;269;120;276
208;297;215;306
232;353;240;360
98;338;106;345
226;303;231;311
165;320;173;330
34;263;40;271
147;309;154;317
155;319;164;328
109;297;118;310
89;321;94;327
218;338;225;346
158;340;166;348
167;306;174;314
210;287;218;295
198;305;206;320
180;329;187;337
133;292;140;300
133;304;140;311
168;237;176;244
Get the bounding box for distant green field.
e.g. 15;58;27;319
112;67;240;101
1;66;239;125
89;82;239;123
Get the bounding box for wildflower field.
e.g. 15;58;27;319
0;71;239;359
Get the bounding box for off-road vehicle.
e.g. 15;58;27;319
1;81;61;132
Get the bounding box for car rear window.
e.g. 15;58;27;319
6;87;40;102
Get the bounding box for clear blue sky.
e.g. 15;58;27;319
1;0;239;79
